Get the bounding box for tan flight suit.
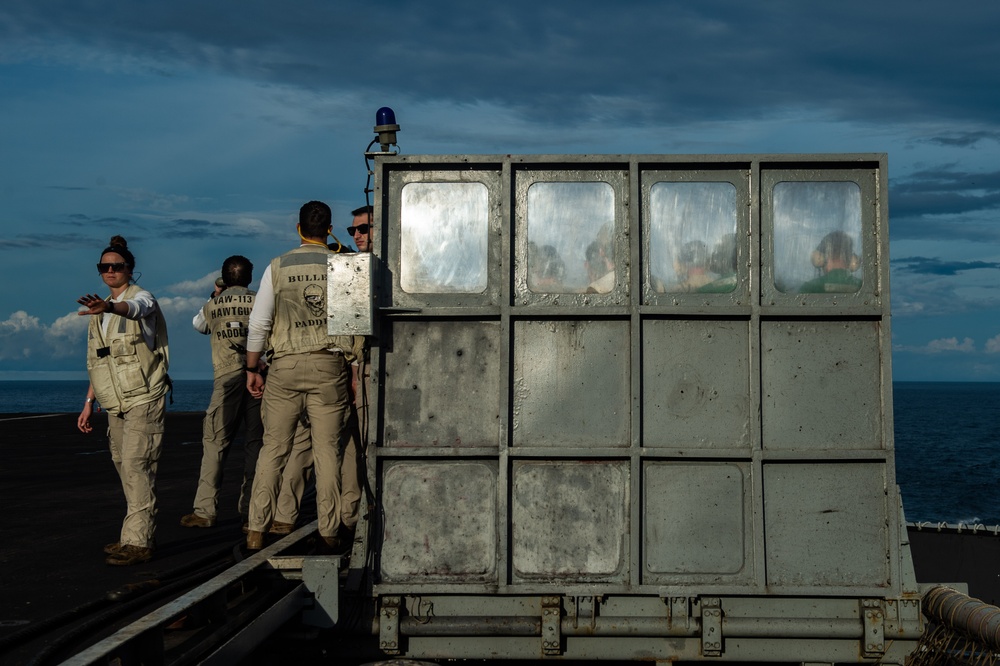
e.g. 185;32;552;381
191;286;263;520
248;246;354;538
86;283;169;549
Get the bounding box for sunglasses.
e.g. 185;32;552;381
97;262;128;273
347;223;372;236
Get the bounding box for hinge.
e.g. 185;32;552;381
701;597;723;657
379;596;401;655
861;598;885;658
542;596;562;656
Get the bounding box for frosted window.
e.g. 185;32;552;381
400;182;489;293
526;181;616;294
648;182;738;294
773;182;862;294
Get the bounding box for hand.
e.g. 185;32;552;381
77;403;93;433
77;294;110;316
246;371;265;399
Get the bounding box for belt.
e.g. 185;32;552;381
309;348;344;356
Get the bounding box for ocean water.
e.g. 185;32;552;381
0;379;214;414
1;380;997;525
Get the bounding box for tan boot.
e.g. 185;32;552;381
105;545;153;566
269;521;295;535
180;513;216;528
246;530;265;551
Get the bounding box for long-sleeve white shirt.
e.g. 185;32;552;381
246;261;278;354
104;288;159;351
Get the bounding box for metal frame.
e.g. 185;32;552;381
367;153;914;661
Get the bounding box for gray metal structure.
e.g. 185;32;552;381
362;152;925;662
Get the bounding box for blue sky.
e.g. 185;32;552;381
1;1;1000;381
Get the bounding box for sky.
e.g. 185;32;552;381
1;1;1000;381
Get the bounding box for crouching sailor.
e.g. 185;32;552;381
76;235;170;567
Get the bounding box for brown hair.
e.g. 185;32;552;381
102;235;136;270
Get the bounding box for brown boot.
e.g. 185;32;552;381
246;530;265;551
103;542;124;555
105;545;153;566
180;513;216;528
268;521;295;535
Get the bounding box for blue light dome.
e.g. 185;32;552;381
376;107;396;126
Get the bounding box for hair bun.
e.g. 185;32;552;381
109;235;128;250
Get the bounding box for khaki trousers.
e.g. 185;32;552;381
340;405;364;529
192;368;263;519
274;419;314;525
250;352;349;537
107;396;165;548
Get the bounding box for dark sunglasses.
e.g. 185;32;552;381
97;262;128;273
347;223;372;236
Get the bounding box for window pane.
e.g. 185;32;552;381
649;182;738;294
400;182;489;293
773;182;862;294
526;181;616;294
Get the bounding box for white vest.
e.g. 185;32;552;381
202;286;255;374
86;284;169;414
268;246;355;360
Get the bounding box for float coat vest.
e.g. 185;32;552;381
86;283;170;415
268;245;355;362
202;286;256;375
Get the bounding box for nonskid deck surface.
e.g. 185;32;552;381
0;411;317;665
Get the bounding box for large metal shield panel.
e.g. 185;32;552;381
384;320;501;447
511;461;629;582
642;462;751;583
760;321;882;450
513;320;630;447
327;252;373;336
642;319;750;448
763;462;888;588
380;461;498;583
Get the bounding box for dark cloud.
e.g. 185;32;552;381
0;231;98;249
892;256;1000;276
2;1;1000;128
923;131;1000;148
889;166;1000;241
163;218;269;240
162;218;221;239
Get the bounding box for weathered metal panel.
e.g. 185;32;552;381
763;462;888;588
761;320;882;450
512;320;630;448
327;252;373;336
380;461;498;582
511;461;629;581
642;462;751;583
384;320;501;447
642;319;750;448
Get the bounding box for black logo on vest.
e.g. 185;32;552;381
303;283;325;317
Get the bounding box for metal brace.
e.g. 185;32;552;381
541;596;562;655
860;598;885;659
667;596;692;633
574;596;596;625
701;597;723;657
379;596;401;655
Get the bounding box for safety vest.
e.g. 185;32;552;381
86;283;170;415
268;246;356;361
202;286;256;374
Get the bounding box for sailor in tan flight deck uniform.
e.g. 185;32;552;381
264;206;373;540
244;201;354;552
76;236;170;566
339;204;376;542
181;255;263;529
